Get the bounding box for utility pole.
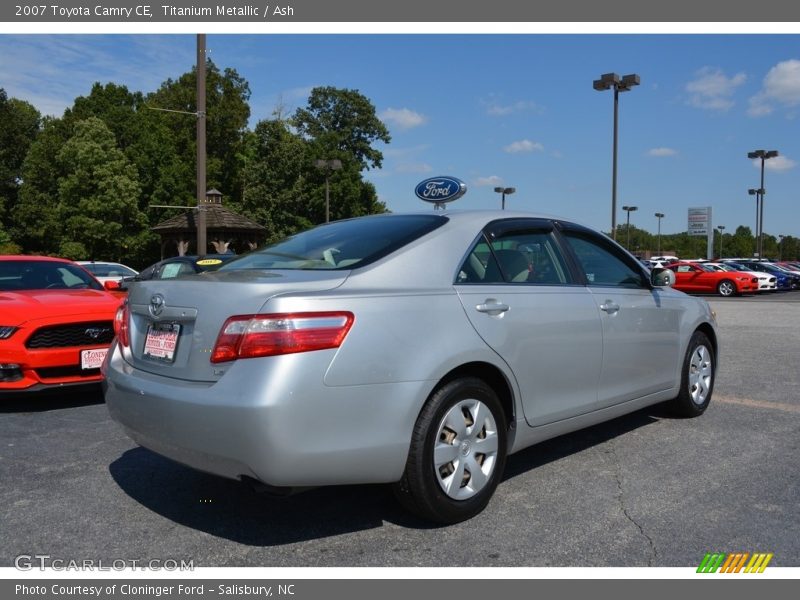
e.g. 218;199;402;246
196;34;207;258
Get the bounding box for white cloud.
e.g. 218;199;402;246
503;139;544;154
685;67;746;111
647;147;678;157
748;59;800;118
475;176;504;187
751;155;797;172
380;107;427;130
486;99;543;116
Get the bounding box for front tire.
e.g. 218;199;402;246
669;331;715;417
717;279;736;297
393;378;507;524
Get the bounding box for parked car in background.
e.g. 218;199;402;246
0;256;122;394
705;262;776;292
731;261;798;291
105;211;718;524
667;261;758;296
121;254;237;289
77;261;139;285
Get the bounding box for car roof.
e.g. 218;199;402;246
0;255;73;264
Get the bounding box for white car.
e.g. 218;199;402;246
705;262;776;291
77;261;139;285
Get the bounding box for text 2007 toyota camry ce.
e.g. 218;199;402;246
104;211;717;523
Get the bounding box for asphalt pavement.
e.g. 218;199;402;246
1;292;798;567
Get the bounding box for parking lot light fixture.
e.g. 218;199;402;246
621;205;638;249
748;150;779;258
655;212;665;255
717;225;726;258
594;72;640;240
493;186;516;210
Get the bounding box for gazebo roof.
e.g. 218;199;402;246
151;204;266;234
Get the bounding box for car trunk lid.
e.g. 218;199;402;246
123;269;349;381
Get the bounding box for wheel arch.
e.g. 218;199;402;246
433;361;516;433
694;322;718;365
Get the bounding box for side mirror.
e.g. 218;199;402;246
651;267;675;288
104;280;121;291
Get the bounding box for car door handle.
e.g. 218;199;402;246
476;299;510;315
600;300;620;314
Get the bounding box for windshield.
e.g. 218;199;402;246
220;215;448;271
0;260;104;291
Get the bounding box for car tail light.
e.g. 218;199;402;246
211;312;354;363
114;303;130;348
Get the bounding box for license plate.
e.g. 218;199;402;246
144;323;181;362
81;348;108;370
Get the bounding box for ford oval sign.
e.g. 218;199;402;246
414;176;467;205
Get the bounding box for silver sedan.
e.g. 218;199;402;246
104;211;718;523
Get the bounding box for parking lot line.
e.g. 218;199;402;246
714;394;800;414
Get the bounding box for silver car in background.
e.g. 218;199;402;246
104;211;718;523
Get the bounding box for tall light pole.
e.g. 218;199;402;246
748;149;778;259
654;212;665;255
314;159;342;223
594;72;640;240
748;188;762;257
717;225;726;258
493;186;516;210
622;205;638;249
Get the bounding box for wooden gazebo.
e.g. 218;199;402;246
151;189;267;258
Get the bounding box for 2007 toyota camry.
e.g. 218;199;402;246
104;211;717;523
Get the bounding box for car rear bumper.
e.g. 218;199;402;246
103;342;430;487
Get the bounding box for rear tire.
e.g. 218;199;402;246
393;377;507;524
669;331;715;418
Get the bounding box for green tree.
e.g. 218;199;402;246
146;60;251;204
294;86;391;171
55;117;150;262
238;118;312;242
0;89;41;231
12;117;71;253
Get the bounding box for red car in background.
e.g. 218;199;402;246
667;261;758;297
0;256;122;394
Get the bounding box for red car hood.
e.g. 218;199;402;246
0;289;122;326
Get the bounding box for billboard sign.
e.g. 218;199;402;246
688;207;712;237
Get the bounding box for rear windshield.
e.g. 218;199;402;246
219;215;448;271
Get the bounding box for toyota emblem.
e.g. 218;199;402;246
149;294;165;317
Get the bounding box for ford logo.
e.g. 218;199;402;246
414;176;467;204
84;327;110;340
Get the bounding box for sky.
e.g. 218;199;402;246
1;33;799;237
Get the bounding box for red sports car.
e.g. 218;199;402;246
667;261;758;297
0;256;122;394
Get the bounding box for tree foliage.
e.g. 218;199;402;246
294;86;391;171
55;117;149;261
0;89;41;229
